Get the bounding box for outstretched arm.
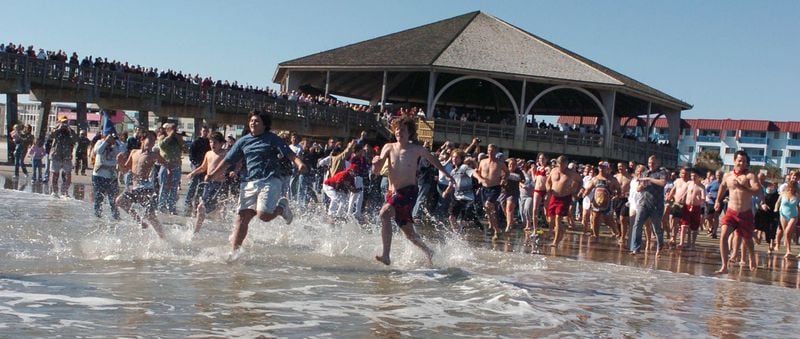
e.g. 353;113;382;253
421;146;452;181
372;144;390;175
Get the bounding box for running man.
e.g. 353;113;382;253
614;162;632;245
529;153;549;233
715;151;762;273
474;144;509;239
372;116;452;266
678;169;705;250
546;155;582;247
187;132;228;234
116;130;167;239
207;110;307;256
582;161;621;239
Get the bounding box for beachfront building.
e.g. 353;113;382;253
0;102;130;139
558;116;800;174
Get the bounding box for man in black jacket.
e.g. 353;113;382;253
184;126;210;215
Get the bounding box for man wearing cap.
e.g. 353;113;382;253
74;130;91;176
474;144;509;239
157;123;184;214
48;116;78;196
91;130;123;219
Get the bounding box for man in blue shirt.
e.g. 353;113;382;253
705;170;722;239
630;155;667;256
208;110;307;257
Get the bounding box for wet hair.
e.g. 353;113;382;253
248;110;272;130
143;130;157;140
209;131;225;143
390;116;417;141
734;150;750;165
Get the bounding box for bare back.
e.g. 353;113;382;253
684;182;705;207
127;149;162;183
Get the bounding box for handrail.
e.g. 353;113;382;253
0;51;379;129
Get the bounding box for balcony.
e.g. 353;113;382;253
749;155;765;163
697;135;720;142
739;137;767;144
787;139;800;146
786;157;800;165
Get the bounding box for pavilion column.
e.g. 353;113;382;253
425;71;437;119
37;101;51;141
599;90;616;150
665;108;681;147
380;71;387;113
76;102;88;133
644;102;652;141
6;93;18;163
514;79;527;147
325;71;330;97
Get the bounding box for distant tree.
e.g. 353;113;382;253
750;165;782;181
695;150;723;172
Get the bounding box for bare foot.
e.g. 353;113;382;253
655;250;661;257
785;252;793;259
424;249;434;267
749;263;757;271
375;255;390;266
715;267;728;274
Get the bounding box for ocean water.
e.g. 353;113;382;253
1;186;799;337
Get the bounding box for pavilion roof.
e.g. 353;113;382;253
275;11;690;109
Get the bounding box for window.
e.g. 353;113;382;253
725;148;735;154
772;149;783;157
682;128;692;136
727;130;736;137
773;132;781;139
686;146;694;153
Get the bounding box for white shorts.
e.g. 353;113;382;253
238;177;282;213
50;158;73;173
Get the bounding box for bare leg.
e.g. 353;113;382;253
375;204;394;265
504;200;516;232
785;217;796;258
485;202;501;238
146;212;166;239
63;172;72;196
590;211;600;238
678;225;688;248
775;220;784;252
744;237;756;271
716;224;734;274
232;210;256;250
550;214;563;247
194;203;206;234
400;223;433;266
530;193;543;232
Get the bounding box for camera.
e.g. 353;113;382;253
475;138;481;143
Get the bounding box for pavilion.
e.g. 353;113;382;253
272;11;691;165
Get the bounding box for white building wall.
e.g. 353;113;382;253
678;128;800;175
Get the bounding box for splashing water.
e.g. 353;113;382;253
0;188;798;337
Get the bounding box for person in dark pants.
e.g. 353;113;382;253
184;126;210;215
74;130;91;175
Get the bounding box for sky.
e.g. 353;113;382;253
1;0;798;121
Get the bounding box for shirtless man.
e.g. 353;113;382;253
188;132;228;234
582;161;621;239
666;167;690;246
116;130;167;239
528;153;550;233
546;155;582;246
715;151;762;273
679;169;705;250
614;162;632;245
372;116;452;266
473;144;509;239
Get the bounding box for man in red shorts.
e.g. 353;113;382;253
371;116;452;266
715;151;762;273
546;155;582;247
678;169;705;250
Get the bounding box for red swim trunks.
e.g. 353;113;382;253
386;185;419;226
721;208;755;239
680;204;703;231
547;194;572;217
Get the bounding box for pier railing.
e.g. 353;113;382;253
0;52;378;128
